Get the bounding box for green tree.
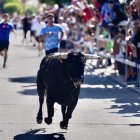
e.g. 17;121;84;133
4;0;19;3
39;0;70;5
3;2;24;14
39;0;55;5
24;5;37;15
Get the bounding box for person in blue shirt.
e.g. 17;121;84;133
39;13;64;55
101;0;116;28
0;13;14;68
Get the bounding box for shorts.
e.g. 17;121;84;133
45;48;58;56
0;41;9;51
30;31;35;37
35;36;40;42
60;40;67;49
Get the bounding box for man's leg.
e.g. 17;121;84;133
0;50;3;56
3;49;8;68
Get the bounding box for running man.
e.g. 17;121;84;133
39;13;64;55
0;13;14;68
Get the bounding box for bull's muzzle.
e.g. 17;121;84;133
73;77;84;87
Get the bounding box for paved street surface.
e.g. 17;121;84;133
0;31;140;140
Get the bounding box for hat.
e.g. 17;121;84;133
47;13;54;18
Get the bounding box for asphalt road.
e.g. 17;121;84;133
0;31;140;140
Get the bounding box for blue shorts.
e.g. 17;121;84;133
0;41;9;51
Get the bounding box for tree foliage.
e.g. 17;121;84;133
3;2;24;14
39;0;70;5
24;5;37;15
4;0;19;3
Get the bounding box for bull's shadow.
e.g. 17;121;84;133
8;71;140;117
13;129;66;140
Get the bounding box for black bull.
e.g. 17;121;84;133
36;52;99;129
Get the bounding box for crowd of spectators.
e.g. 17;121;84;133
57;0;140;84
56;0;140;83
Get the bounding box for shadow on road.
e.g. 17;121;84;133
9;76;37;95
19;88;37;95
9;76;36;83
80;74;140;117
13;129;66;140
8;74;140;117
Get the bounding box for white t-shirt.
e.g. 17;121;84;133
116;39;126;58
31;18;38;31
59;22;69;40
40;24;63;51
35;22;46;37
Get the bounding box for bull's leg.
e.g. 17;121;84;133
36;94;45;124
61;105;67;120
60;98;78;129
44;96;55;125
36;70;46;124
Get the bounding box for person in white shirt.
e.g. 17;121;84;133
58;16;70;52
34;15;46;56
30;14;37;44
116;29;126;58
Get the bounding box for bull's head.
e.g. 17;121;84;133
66;52;86;87
52;51;101;87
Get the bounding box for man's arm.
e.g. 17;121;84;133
39;35;45;42
39;32;53;42
59;30;64;42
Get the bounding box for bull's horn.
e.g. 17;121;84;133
85;54;101;59
52;52;68;59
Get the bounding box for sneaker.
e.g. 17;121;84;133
3;64;6;68
33;44;36;47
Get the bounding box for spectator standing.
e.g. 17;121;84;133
0;13;14;68
115;29;126;76
132;19;140;61
39;13;63;55
101;0;116;28
116;29;127;59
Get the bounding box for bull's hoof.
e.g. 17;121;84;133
36;113;43;124
36;118;42;124
60;120;68;130
44;117;52;125
36;116;43;124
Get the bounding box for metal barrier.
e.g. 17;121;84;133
95;26;140;87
